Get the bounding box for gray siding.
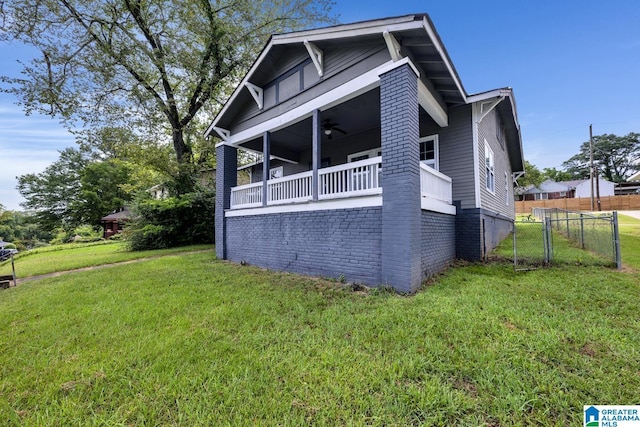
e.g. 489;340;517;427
421;211;456;278
226;208;382;285
229;45;389;133
419;105;475;210
478;107;515;219
438;105;476;210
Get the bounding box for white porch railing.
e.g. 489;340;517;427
420;162;452;205
319;157;382;199
230;157;453;212
267;171;313;205
230;182;262;208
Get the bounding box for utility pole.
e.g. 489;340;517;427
589;124;594;211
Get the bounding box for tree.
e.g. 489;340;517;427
1;0;335;191
562;133;640;183
542;167;574;182
515;160;545;188
17;147;90;232
16;147;140;232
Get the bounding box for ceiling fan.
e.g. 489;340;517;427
322;119;347;139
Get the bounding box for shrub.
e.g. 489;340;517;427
126;190;215;251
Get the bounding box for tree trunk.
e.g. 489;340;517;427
172;127;192;164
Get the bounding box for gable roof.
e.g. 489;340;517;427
206;14;466;138
206;14;524;172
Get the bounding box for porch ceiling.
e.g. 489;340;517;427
239;88;381;158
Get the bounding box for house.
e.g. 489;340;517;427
616;171;640;195
100;208;131;239
522;178;615;201
207;14;524;293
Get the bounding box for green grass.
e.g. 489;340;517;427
1;247;639;425
0;242;212;278
618;214;640;269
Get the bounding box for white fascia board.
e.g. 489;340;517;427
418;80;448;127
205;39;274;137
225;195;383;217
272;18;424;45
223;60;394;147
471;103;481;208
421;198;457;215
420;16;467;101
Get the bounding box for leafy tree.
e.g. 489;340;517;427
126;189;215;250
562;133;640;183
515;160;545;189
543;167;574;182
1;0;335;192
17;147;90;232
72;159;135;227
17;148;139;232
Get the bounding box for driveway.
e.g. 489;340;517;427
619;210;640;220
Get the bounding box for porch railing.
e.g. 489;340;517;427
230;157;453;210
267;171;313;205
420;163;452;205
230;182;262;208
319;157;382;199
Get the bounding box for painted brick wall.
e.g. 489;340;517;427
456;207;513;260
226;207;382;285
421;211;456;278
380;63;422;293
215;144;237;259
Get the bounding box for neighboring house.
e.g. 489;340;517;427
207;14;524;293
616;171;640;195
523;178;615;201
101;208;131;239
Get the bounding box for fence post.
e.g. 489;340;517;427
543;217;553;265
580;213;585;249
565;209;569;236
613;211;622;270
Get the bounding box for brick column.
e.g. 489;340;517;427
215;143;237;259
380;63;421;293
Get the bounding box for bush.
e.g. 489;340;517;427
126;190;215;251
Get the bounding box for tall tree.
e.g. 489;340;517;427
562;133;640;183
543;167;574;182
1;0;335;190
17;147;90;232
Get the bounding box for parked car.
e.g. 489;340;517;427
0;248;18;262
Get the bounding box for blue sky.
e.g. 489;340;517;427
1;0;639;210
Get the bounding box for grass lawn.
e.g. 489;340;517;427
1;241;639;425
0;242;212;278
618;214;640;269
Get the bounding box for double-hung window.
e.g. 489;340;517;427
419;135;439;170
485;141;495;193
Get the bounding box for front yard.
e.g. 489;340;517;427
1;236;639;425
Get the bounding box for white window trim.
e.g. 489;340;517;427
505;171;509;206
419;134;439;171
485;140;495;194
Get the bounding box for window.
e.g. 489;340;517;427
534;193;548;201
505;172;509;206
269;166;283;179
559;191;567;197
419;135;439;170
263;59;318;109
485;141;495;193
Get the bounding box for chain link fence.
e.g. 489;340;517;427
512;209;621;270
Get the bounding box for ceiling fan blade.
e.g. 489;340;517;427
334;127;347;134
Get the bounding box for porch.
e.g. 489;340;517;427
228;156;454;215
